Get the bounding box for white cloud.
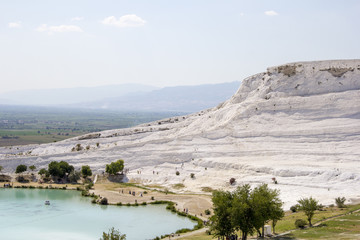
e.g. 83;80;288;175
36;24;83;34
265;10;278;16
101;14;146;28
8;21;22;28
71;17;84;21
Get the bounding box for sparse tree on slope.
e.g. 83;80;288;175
29;165;36;171
297;197;319;227
0;165;3;173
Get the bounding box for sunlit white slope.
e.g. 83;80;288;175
1;60;359;207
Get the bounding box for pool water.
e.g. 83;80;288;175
0;188;196;240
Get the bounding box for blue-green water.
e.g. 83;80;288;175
0;189;196;240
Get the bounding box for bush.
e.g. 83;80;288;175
290;205;298;213
190;173;195;178
91;199;97;204
229;178;236;185
176;171;180;176
105;159;124;175
100;198;108;205
117;202;123;206
335;197;346;208
295;219;307;229
204;209;211;215
15;164;27;174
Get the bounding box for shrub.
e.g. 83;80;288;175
229;178;236;185
290;205;298;213
151;196;155;200
335;197;346;208
106;159;124;175
295;219;307;229
91;199;97;204
190;173;195;178
100;198;108;205
81;165;92;178
317;204;325;211
117;202;122;206
204;209;211;215
176;171;180;176
15;164;27;174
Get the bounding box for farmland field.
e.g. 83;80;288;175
0;105;183;147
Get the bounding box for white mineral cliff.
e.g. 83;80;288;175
1;59;359;208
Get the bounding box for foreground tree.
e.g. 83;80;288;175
15;164;27;174
231;184;254;240
211;184;284;240
210;190;234;239
251;184;284;237
81;165;92;179
100;227;126;240
297;197;319;227
105;159;124;175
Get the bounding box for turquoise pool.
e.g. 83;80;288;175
0;188;196;240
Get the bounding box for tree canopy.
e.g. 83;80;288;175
210;184;284;240
100;227;126;240
0;165;3;172
48;161;74;178
15;164;27;174
105;159;124;175
81;165;92;178
29;165;36;171
297;197;319;226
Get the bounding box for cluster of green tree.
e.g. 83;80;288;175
105;159;124;175
15;164;36;174
37;161;93;183
10;158;124;183
210;184;284;240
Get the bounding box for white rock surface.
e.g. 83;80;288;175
1;60;360;209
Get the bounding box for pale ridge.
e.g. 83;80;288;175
1;59;359;208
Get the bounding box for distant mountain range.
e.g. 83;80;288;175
0;84;158;106
0;82;240;113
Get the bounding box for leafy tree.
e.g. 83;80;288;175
210;190;234;239
335;197;346;208
251;184;284;236
297;197;319;227
68;170;81;183
210;184;284;240
0;165;3;173
38;168;48;176
105;159;124;175
48;161;74;178
15;164;27;174
231;184;254;240
29;165;36;171
100;227;126;240
81;165;92;179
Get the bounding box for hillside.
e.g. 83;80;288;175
1;60;359;208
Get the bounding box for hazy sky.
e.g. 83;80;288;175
1;0;359;93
